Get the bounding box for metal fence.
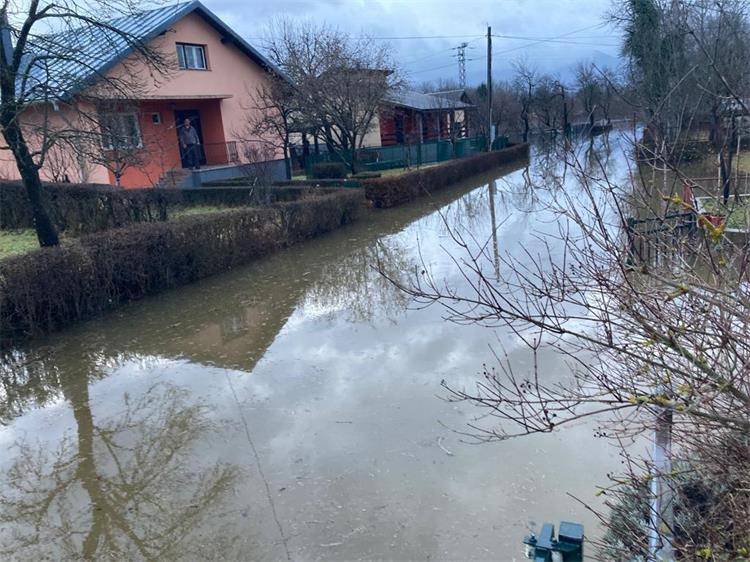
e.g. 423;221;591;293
303;135;489;175
626;212;696;267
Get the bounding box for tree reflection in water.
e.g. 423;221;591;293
302;237;412;323
0;363;240;560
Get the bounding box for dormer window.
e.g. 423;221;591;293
176;43;207;70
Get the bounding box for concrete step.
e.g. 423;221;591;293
155;168;192;189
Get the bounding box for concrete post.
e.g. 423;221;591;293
649;406;675;561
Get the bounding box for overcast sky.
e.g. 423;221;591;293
205;0;624;86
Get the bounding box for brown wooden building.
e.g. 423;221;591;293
375;90;472;147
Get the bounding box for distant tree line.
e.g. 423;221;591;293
417;61;630;143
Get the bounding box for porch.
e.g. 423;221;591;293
112;95;241;188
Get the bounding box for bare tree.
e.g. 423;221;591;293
262;19;400;174
0;1;171;246
382;126;750;559
244;73;297;180
512;61;537;143
575;61;602;129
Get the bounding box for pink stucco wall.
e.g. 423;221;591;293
109;12;273;147
0;10;277;187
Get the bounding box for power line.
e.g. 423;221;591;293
408;22;612;76
402;35;481;67
492;36;619;47
366;33;485;40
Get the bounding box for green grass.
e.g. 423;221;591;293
0;207;245;260
376;163;441;177
699;196;750;230
0;229;40;259
170;205;231;218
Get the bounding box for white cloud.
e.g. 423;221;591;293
204;0;623;84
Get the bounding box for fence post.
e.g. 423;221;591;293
649;405;675;561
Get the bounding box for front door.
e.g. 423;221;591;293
174;109;206;168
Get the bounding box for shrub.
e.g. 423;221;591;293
362;143;530;208
311;162;348;179
0;181;340;235
0;189;364;340
352;171;382;179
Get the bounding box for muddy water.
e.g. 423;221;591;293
0;137;631;561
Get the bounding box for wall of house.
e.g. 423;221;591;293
0;10;278;188
109;11;276;154
379;107;420;146
379;107;457;146
0;102;111;184
111;98;228;187
360;116;382;148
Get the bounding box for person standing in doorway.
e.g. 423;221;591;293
179;118;201;170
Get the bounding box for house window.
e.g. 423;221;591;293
100;113;142;150
151;112;161;124
176;43;207;70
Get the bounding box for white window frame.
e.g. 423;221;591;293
176;43;208;70
100;113;143;150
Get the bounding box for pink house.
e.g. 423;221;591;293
0;2;288;188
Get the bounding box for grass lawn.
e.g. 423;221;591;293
170;205;233;218
376;163;441;177
698;196;750;230
0;229;40;259
0;206;239;260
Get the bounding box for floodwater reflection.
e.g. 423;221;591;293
0;351;239;559
0;149;632;560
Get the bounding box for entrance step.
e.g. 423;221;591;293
155;168;193;189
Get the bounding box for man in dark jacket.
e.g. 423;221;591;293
179;118;201;170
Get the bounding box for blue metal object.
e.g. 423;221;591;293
523;521;584;562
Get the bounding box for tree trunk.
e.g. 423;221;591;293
2;119;59;246
283;143;292;180
721;146;732;205
522;113;529;143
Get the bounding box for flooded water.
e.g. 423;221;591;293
1;136;634;561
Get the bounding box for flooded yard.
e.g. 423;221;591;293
0;136;633;560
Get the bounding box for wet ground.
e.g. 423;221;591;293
0;136;634;561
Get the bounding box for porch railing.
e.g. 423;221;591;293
201;141;240;166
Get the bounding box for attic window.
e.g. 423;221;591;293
176;43;207;70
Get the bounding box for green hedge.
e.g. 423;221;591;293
311;161;348;179
0;190;363;340
362;143;530;208
0;181;340;235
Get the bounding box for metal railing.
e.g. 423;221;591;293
201;141;240;166
302;135;487;174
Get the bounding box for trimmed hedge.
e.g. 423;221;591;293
311;161;347;179
0;181;339;235
0;189;363;340
362;143;530;208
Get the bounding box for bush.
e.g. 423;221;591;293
352;171;382;179
362;143;530;208
311;162;348;179
0;181;340;235
0;189;364;340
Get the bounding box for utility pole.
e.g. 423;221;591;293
456;42;468;88
486;25;492;151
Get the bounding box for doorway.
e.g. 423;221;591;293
174;109;206;168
